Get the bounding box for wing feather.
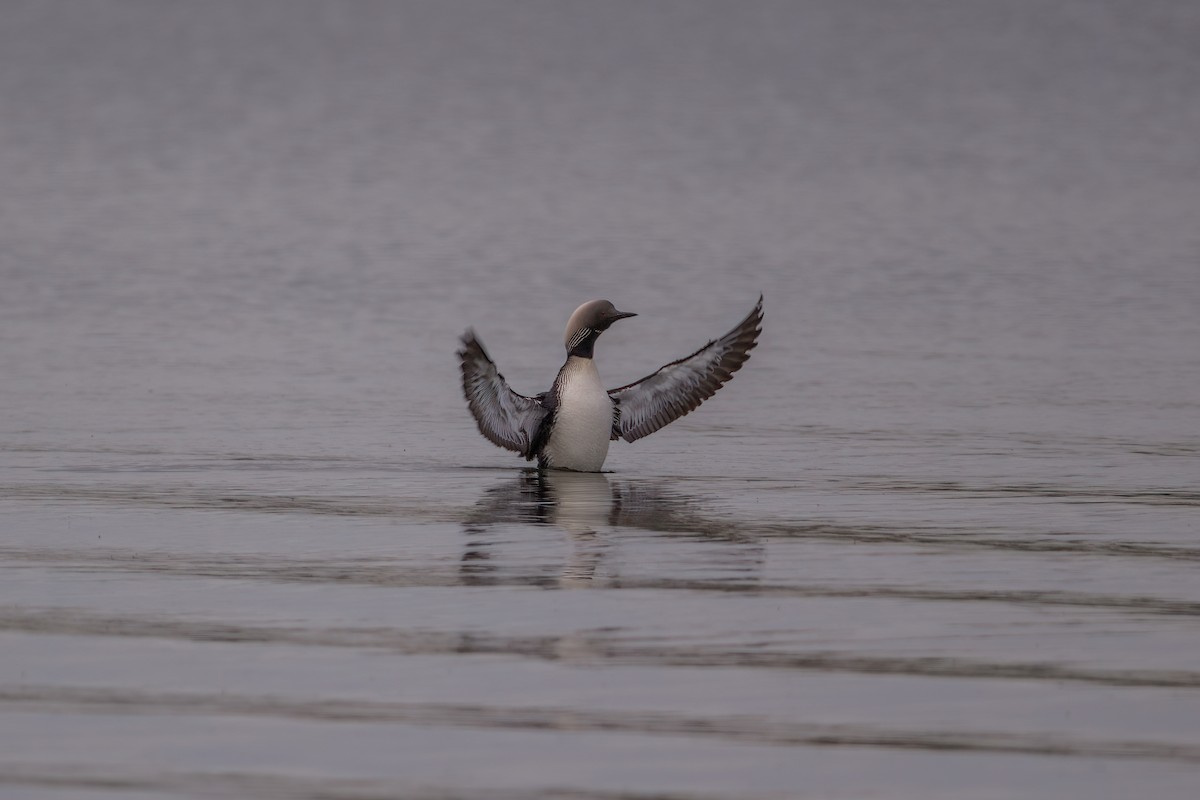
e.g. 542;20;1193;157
458;330;550;459
608;296;763;443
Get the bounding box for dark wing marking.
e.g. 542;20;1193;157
608;295;763;443
459;330;551;460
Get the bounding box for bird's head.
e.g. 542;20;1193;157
563;300;637;356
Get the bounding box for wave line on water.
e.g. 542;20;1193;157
5;609;1200;689
3;685;1200;764
6;477;1200;564
0;762;700;800
6;545;1200;614
841;479;1200;507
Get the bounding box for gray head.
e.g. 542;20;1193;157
563;300;637;355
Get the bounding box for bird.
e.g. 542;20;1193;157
458;295;763;472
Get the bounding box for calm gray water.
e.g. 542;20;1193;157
3;1;1200;798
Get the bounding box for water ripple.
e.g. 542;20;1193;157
3;685;1200;763
5;610;1199;688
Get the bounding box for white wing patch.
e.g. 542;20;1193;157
608;296;763;443
459;330;550;459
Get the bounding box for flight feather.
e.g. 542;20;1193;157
608;295;763;443
458;330;551;460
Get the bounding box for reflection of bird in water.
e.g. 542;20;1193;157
461;471;615;587
544;472;612;587
462;471;764;588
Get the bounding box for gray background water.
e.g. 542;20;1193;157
3;1;1199;797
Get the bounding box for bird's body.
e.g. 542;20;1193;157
543;356;614;471
459;296;763;472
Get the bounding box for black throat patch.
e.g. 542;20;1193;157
566;327;599;359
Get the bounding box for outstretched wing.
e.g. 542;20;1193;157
459;330;551;460
608;295;763;443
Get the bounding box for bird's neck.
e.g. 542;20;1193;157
566;328;599;359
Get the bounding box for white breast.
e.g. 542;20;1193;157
544;357;613;472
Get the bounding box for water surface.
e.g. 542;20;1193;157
3;1;1200;798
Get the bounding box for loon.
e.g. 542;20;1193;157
458;296;763;472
